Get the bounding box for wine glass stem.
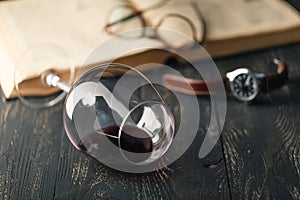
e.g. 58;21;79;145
44;71;71;93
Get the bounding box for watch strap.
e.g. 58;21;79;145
163;74;229;95
163;59;288;95
259;59;288;93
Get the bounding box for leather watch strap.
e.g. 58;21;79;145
163;74;228;95
260;60;288;93
163;59;288;95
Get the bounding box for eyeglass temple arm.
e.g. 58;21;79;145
105;10;143;28
105;0;170;29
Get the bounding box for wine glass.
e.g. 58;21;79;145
14;43;175;172
14;28;227;173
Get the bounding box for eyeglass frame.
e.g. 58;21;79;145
104;0;206;45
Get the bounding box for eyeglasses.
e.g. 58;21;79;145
104;0;206;48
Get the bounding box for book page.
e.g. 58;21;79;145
130;0;300;41
197;0;300;40
0;0;127;72
0;0;169;98
0;0;133;98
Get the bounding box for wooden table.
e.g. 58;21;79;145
0;42;299;199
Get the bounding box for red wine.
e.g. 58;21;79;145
79;124;153;163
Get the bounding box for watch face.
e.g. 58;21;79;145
226;68;259;101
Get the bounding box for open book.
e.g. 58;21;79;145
1;0;300;99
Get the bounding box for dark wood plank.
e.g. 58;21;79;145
1;43;299;199
0;96;64;199
51;86;229;199
0;66;229;199
217;44;300;199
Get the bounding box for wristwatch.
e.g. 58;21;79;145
163;59;288;102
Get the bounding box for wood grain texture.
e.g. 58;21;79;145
0;74;229;199
0;98;64;199
1;43;300;199
50;88;229;199
217;45;300;199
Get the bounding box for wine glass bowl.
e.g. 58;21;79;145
119;101;174;164
63;63;175;167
